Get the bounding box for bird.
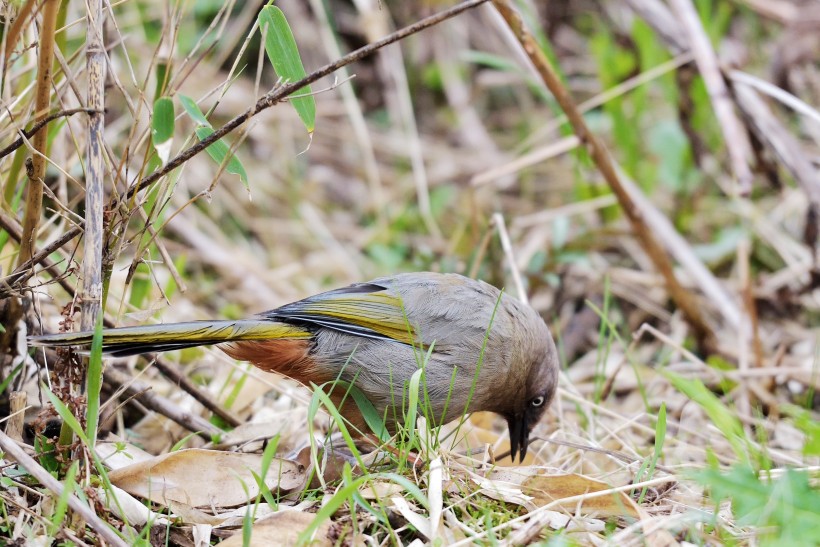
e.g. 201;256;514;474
29;272;559;461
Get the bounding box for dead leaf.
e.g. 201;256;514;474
109;449;305;508
359;480;404;500
218;510;331;547
477;468;640;519
521;474;640;519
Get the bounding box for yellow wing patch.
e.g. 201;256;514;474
296;291;418;346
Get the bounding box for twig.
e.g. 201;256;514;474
371;7;442;239
491;213;527;306
2;0;37;66
668;0;754;194
18;0;61;266
490;0;714;346
103;367;224;439
4;392;27;442
0;108;100;160
151;355;243;427
468;224;494;280
310;0;385;221
0;430;130;547
736;0;797;23
623;0;687;54
0;210;76;298
728;70;820;127
472;135;579;187
450;475;678;547
537;437;674;475
732;82;820;209
2;226;82;290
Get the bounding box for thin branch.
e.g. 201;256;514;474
0;108;99;160
1;226;81;290
732;82;820;208
103;367;224;439
491;213;527;306
0;210;76;298
490;0;714;346
151;355;243;427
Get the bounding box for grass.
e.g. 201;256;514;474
1;0;819;545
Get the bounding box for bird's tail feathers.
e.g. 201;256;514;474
28;320;311;357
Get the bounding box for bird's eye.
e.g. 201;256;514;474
530;396;545;408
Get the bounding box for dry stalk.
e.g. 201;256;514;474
103;367;224;439
81;0;106;333
491;212;527;305
732;82;820;211
2;0;37;67
490;0;714;346
18;0;61;266
668;0;754;195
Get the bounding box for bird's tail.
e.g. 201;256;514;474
28;320;312;357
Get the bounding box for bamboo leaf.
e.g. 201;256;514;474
151;97;175;144
194;127;249;190
179;94;211;127
258;6;315;133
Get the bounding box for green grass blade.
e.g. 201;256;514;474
660;369;751;464
86;315;104;448
48;460;78;537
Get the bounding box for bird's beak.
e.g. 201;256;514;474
506;414;529;463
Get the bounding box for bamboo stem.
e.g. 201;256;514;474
18;0;61;266
81;0;106;332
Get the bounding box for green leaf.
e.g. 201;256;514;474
697;466;820;546
49;460;78;536
331;380;389;442
151;97;175;144
782;404;820;456
194;127;249;190
258;6;315;133
179;94;211;127
86;315;104;448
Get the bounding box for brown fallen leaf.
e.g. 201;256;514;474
479;468;639;519
109;448;305;508
521;473;640;519
218;510;331;547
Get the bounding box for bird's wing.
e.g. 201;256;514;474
264;282;418;346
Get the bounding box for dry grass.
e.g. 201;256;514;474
1;0;818;545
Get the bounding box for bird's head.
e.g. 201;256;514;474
499;303;560;462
